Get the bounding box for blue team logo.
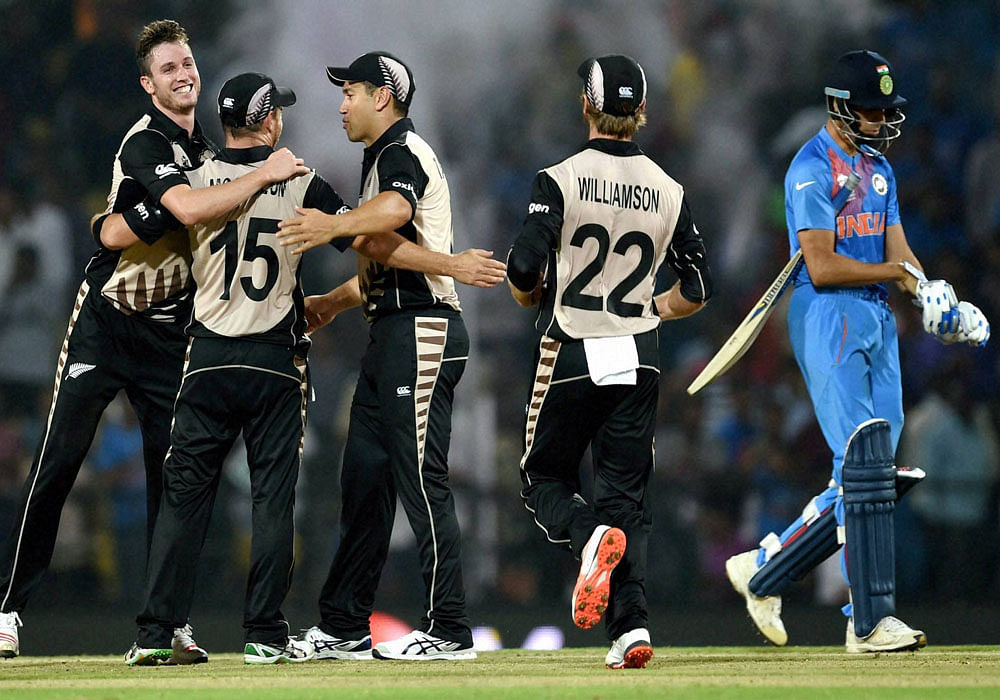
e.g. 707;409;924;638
871;173;888;196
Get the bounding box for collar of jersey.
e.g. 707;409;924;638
364;117;415;158
215;145;274;164
816;125;862;166
585;138;643;157
146;105;206;147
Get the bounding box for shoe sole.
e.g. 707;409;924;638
608;644;654;669
167;651;209;665
573;528;626;630
126;649;173;666
725;555;787;647
245;655;314;664
846;632;927;654
372;648;477;661
0;650;17;659
314;650;374;660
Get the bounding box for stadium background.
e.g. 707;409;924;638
1;0;999;652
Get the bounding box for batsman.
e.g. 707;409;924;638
726;50;990;653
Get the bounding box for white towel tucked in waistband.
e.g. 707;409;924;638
583;335;639;386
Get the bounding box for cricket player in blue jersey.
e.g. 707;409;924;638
725;50;990;653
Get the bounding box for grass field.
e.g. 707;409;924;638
3;647;1000;699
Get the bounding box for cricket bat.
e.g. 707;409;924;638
686;250;802;395
686;171;864;396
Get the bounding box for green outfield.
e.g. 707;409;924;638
3;647;1000;699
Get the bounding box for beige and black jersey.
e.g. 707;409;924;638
508;138;712;345
356;118;459;321
88;106;216;323
184;146;351;347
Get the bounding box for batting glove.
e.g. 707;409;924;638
917;279;959;338
954;301;990;347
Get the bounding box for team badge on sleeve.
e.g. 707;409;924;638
872;173;888;195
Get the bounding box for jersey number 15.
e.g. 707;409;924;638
209;217;281;301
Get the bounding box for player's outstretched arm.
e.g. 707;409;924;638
304;276;362;333
352;234;507;288
278;191;412;254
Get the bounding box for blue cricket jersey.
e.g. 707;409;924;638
785;126;901;297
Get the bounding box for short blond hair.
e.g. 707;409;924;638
136;19;189;76
582;91;646;140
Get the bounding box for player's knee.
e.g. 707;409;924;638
841;418;895;504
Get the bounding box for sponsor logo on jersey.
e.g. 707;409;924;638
871;173;888;195
795;180;816;191
66;362;97;379
528;202;550;215
837;212;885;239
396;385;412;397
391;181;415;194
577;177;660;213
134;202;150;220
155;163;180;179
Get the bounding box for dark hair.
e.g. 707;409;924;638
360;81;409;118
136;19;190;77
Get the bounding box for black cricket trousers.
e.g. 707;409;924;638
318;310;472;645
137;337;309;647
519;335;658;641
0;282;184;613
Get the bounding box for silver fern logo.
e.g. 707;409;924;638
584;60;605;112
245;84;273;125
66;362;97;379
378;56;411;103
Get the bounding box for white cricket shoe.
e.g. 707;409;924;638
605;627;653;669
0;611;22;658
244;637;315;664
725;550;788;646
372;630;476;661
171;624;208;664
572;525;626;630
845;616;926;653
295;625;373;660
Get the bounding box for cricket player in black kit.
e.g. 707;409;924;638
277;51;505;661
507;55;713;669
122;70;499;666
0;20;304;662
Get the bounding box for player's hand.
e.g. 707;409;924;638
943;301;990;347
304;294;339;334
260;147;308;184
277;207;338;254
449;249;507;288
916;279;959;337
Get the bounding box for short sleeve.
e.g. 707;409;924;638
119;130;192;204
375;143;428;218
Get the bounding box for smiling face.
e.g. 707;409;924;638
140;41;200;117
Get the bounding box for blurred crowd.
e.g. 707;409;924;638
1;0;999;621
